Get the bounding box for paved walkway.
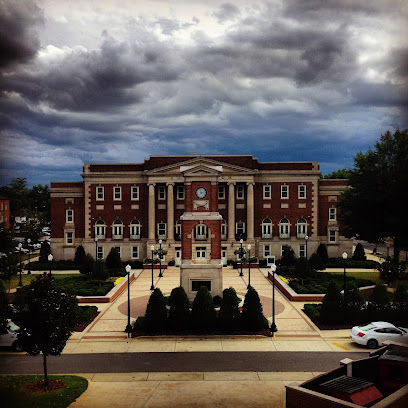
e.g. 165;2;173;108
68;371;321;408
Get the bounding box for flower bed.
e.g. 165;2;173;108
54;275;114;296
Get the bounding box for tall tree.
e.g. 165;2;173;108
0;178;30;216
338;129;408;260
14;274;78;387
323;168;352;179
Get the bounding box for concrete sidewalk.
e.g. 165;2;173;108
69;371;322;408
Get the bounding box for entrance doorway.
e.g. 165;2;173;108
221;247;227;266
175;247;181;266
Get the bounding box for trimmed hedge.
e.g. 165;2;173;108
24;260;80;270
54;275;114;296
325;258;380;269
77;305;98;324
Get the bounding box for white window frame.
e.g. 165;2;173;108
177;185;184;200
262;219;272;238
157;223;167;239
297;219;307;238
263;244;271;258
221;221;227;240
97;246;104;259
95;220;106;240
131;186;139;201
299;244;306;258
281;185;289;199
195;224;207;241
175;221;181;239
196;246;207;259
329;207;337;221
112;220;124;239
113;186;122;201
236;185;244;200
131;246;139;259
65;231;74;245
96;186;104;201
298;185;306;199
329;230;337;243
66;209;74;223
130;220;140;240
158;186;166;200
279;219;290;238
218;185;225;199
263;185;271;199
236;222;245;236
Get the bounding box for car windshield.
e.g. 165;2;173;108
8;321;20;332
358;323;376;331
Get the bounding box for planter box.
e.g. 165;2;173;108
143;264;168;270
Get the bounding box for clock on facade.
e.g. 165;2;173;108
196;187;207;199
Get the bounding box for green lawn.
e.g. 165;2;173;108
0;375;88;408
3;274;78;290
320;271;382;284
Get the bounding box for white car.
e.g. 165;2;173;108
350;321;408;349
0;320;23;351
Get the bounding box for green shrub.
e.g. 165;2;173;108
325;258;380;269
309;253;325;270
345;283;366;314
394;285;408;312
218;288;241;332
320;281;343;323
212;295;222;307
167;260;175;266
54;276;113;296
134;316;145;331
316;244;329;264
241;287;268;332
145;288;167;332
168;286;190;331
74;245;87;265
259;259;267;268
294;257;313;284
368;283;390;312
105;247;122;273
25;260;80;271
303;304;321;321
191;286;216;331
93;259;109;281
77;305;98;324
353;243;367;261
79;254;94;275
279;246;296;267
39;241;51;263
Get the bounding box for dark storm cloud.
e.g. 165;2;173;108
212;3;241;24
0;0;43;69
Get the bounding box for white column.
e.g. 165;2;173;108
148;183;155;240
167;182;174;241
247;182;254;240
228;182;235;241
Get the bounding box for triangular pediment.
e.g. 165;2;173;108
145;156;254;175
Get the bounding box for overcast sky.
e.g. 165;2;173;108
0;0;407;186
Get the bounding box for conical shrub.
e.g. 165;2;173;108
168;286;190;331
242;287;268;331
145;288;167;332
191;286;216;331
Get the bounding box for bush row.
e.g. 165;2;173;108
24;260;80;270
77;305;98;324
54;276;114;296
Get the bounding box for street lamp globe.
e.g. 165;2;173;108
95;237;98;242
305;235;309;241
125;264;131;274
27;238;31;244
342;252;348;260
18;243;22;249
270;263;277;273
240;238;243;244
247;244;251;251
159;239;162;244
48;254;53;262
150;245;155;251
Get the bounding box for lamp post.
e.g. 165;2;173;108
270;263;278;336
239;238;244;277
158;239;163;277
342;252;348;307
27;238;31;275
305;235;309;259
18;243;23;287
150;244;155;290
95;237;98;260
247;244;251;289
48;254;53;276
125;264;132;337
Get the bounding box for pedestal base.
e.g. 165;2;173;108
180;261;223;301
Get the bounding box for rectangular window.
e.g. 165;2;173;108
131;186;139;200
221;223;227;239
65;232;73;244
177;185;184;200
196;247;206;259
236;185;244;200
131;246;139;259
218;185;225;199
66;209;74;223
263;185;271;199
281;185;289;199
236;222;245;237
158;186;166;200
192;280;211;292
264;245;271;257
114;186;122;201
97;246;104;259
329;207;337;221
96;186;104;201
329;230;337;242
298;185;306;199
157;223;167;239
299;244;306;258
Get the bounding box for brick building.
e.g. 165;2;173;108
50;154;352;269
0;194;10;229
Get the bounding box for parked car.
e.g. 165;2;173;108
0;320;23;351
350;321;408;349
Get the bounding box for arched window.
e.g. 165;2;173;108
262;218;272;239
95;220;106;240
297;218;307;238
194;224;208;241
221;219;227;240
279;218;290;238
129;219;140;240
175;220;181;241
112;219;123;239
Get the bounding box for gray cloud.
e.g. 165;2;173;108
212;3;241;24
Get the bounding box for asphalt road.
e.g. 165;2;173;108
0;351;369;374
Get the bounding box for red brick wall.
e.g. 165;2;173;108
0;199;10;229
